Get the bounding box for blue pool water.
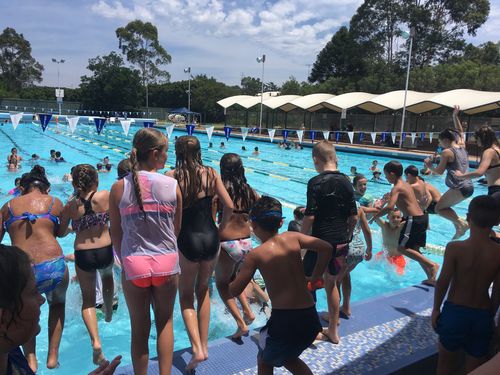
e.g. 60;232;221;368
0;121;486;374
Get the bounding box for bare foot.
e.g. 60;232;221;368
452;221;468;240
103;305;113;323
315;329;339;344
231;325;249;340
339;309;351;319
26;354;38;373
422;278;436;286
93;348;106;365
186;351;206;372
243;311;255;325
46;349;59;369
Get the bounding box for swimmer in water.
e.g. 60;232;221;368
7;148;22;170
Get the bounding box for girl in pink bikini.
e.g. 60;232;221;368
109;128;182;375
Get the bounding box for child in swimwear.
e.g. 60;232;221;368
230;196;333;374
8;178;21;197
433;195;500;374
372;161;439;285
374;209;406;275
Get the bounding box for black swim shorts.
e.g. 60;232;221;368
398;214;428;250
259;306;321;367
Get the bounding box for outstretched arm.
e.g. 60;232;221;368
455;149;494;179
452;105;465;146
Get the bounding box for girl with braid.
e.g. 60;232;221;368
215;153;259;339
59;164;113;365
109;128;182;375
166;135;233;372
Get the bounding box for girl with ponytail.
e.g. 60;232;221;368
58;164;114;365
424;105;473;239
109;128;182;375
215;153;259;339
166;135;234;372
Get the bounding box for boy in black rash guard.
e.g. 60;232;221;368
301;141;358;344
230;197;332;375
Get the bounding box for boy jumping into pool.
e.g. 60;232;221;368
372;161;439;285
433;195;500;374
374;209;407;275
230;196;333;375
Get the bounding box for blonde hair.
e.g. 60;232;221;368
312;141;337;163
130;128;167;219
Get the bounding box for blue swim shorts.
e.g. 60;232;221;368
33;256;66;294
437;301;493;358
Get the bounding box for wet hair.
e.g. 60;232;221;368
474;125;499;151
55;151;62;158
468;195;500;228
353;174;367;187
438;128;458;142
312;141;336;163
404;165;419;177
293;206;305;221
71;164;98;197
130;128;167;219
250;196;283;232
20;165;50;193
254;147;259;151
96;163;103;170
105;164;112;172
350;166;357;172
220;142;225;146
11;147;16;152
14;177;21;185
50;149;55;154
220;153;256;212
174;135;212;208
117;159;132;180
383;161;403;177
0;244;33;342
242;146;247;151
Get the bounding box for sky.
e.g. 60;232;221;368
1;0;499;89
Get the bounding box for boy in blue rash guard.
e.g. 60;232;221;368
230;196;332;375
433;195;500;375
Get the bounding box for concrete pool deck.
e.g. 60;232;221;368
115;284;437;374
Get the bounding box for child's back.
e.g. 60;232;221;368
446;237;500;309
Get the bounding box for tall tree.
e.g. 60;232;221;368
116;20;172;85
79;52;142;110
240;76;262;95
309;26;364;83
0;27;44;92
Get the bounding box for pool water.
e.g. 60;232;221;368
0;121;486;374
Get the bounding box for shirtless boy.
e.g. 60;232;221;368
373;161;439;285
230;196;333;375
374;209;406;275
404;165;441;214
433;195;500;374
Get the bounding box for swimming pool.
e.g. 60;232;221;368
0;121;486;374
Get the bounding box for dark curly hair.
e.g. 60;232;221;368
20;165;50;193
0;244;33;342
71;164;98;198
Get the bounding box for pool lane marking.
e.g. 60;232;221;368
72;127;310;184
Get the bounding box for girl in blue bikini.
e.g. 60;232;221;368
0;165;67;372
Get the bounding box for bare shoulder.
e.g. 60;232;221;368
95;190;110;199
165;169;175;178
441;148;453;159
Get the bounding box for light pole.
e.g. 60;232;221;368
184;67;192;123
399;27;415;149
52;58;65;115
256;54;266;133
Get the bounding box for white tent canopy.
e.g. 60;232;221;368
218;89;500;115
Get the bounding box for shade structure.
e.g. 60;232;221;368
287;93;335;112
217;89;500;115
262;95;301;110
321;92;378;112
217;95;254;109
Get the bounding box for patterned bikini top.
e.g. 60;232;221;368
72;192;109;233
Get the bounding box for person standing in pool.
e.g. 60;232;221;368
166;135;233;372
0;165;67;372
424;106;473;239
58;164;114;365
454;125;500;207
372;161;439;285
301;141;358;344
215;153;259;339
7;148;22;170
109;128;182;375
